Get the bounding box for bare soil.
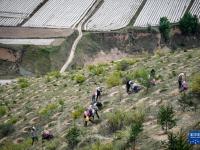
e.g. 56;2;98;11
0;27;74;39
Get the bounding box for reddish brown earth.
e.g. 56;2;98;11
0;48;20;62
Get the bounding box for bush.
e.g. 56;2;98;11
115;60;130;71
107;110;125;133
129;121;143;149
38;103;58;116
65;126;81;149
133;68;150;91
0;123;15;138
157;105;176;132
106;71;122;88
0;106;7;117
88;64;105;76
167;130;192;150
74;74;86;84
159;17;171;41
71;105;84;120
47;71;61;79
106;109;144;133
18;78;29;89
191;73;200;95
179;12;199;35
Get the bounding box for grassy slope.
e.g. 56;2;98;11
0;48;200;150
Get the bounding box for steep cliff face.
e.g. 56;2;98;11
72;31;160;68
0;31;78;78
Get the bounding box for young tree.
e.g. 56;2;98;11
157;105;176;132
129;121;143;150
65;126;81;149
179;12;199;35
167;130;192;150
159;17;171;41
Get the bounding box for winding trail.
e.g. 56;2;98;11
60;0;102;73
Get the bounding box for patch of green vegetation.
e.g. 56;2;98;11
72;105;84;121
0;138;32;150
159;17;171;41
157;105;176;132
179;12;199;35
115;59;137;71
106;71;122;88
38;103;58;116
88;64;106;76
47;71;61;79
167;130;192;150
65;126;81;149
18;78;29;89
74;73;86;84
106;109;145;133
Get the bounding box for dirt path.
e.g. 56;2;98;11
60;24;83;73
60;0;102;73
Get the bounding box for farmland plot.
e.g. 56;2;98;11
24;0;95;28
84;0;144;31
134;0;191;27
0;0;44;26
189;0;200;21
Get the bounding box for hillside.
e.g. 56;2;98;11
0;48;200;150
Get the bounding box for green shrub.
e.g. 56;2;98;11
18;78;29;89
159;17;171;41
58;99;64;106
0;106;7;117
133;68;150;91
179;12;199;35
74;74;86;84
0;123;15;138
107;110;126;133
65;126;81;149
71;105;84;120
191;73;200;95
47;71;61;79
106;71;122;88
157;105;176;132
167;130;192;150
115;60;129;71
88;64;105;76
38;103;58;116
129;120;143;149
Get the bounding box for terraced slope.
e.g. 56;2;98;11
0;48;200;149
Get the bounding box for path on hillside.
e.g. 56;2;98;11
60;0;102;73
